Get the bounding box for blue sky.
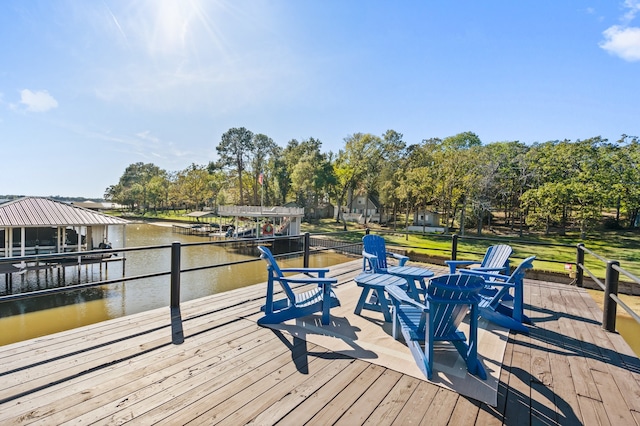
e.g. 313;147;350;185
1;1;639;198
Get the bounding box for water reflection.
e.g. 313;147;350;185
0;223;351;346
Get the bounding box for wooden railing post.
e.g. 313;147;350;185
303;232;310;268
170;242;181;308
451;234;458;261
576;243;584;287
603;260;619;332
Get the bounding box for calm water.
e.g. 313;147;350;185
0;223;351;346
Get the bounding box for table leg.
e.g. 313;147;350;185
374;287;392;322
354;286;372;316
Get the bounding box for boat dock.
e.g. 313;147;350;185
1;259;639;425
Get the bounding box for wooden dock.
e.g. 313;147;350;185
1;260;639;425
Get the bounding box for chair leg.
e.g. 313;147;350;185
321;285;331;325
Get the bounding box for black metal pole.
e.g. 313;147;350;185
576;243;584;287
603;260;619;332
303;233;310;268
170;242;181;308
451;234;458;261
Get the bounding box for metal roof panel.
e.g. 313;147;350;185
0;197;129;227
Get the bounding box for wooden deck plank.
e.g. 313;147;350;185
333;368;403;425
0;303;258;400
307;363;387;425
245;355;357;425
391;380;439;425
189;345;336;424
362;374;419;425
591;368;637;425
47;324;277;425
448;396;482;425
0;259;638;425
275;359;370;425
536;282;584;425
422;387;460;425
576;394;612;426
504;349;532;424
475;329;513;426
128;329;300;425
1;318;265;424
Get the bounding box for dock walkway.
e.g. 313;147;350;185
1;260;639;425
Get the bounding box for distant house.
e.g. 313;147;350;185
413;210;441;227
337;190;385;224
307;203;334;219
406;210;445;233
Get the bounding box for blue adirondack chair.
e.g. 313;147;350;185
362;234;409;273
386;274;487;380
256;246;340;325
445;244;512;275
458;256;536;333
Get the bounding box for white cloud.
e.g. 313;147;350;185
600;25;640;61
19;89;59;112
623;0;640;22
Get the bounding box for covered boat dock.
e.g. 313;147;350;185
0;197;128;284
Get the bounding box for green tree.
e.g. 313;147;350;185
379;130;407;228
147;173;170;212
334;133;379;224
216;127;254;205
249;134;278;205
106;162;164;212
427;132;481;232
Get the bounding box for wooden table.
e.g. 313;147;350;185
353;272;408;321
387;265;435;300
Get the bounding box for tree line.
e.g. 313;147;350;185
104;128;640;237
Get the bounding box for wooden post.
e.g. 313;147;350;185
603;260;619;332
576;243;584;287
303;233;310;268
451;234;458;261
171;242;181;308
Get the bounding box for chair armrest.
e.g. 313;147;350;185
389;252;409;266
362;252;378;261
445;260;476;273
387;285;427;310
458;269;509;282
472;266;508;273
281;277;337;286
281;267;330;277
445;260;476;267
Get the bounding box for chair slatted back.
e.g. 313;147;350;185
362;235;389;272
257;245;297;303
507;256;536;283
481;244;512;270
426;274;484;339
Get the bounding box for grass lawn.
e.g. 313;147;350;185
300;219;640;279
117;212;640;279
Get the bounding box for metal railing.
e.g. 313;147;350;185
2;229;638;335
576;243;640;332
0;231;365;305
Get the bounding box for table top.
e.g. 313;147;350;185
387;265;435;278
354;272;408;287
